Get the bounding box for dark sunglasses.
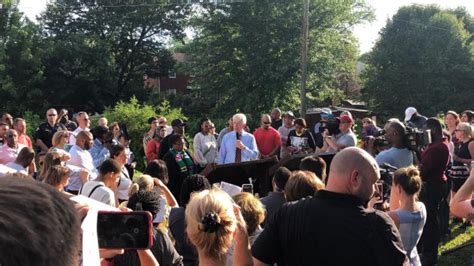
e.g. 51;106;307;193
263;122;271;124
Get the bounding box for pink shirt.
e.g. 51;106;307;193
17;134;32;148
0;144;26;165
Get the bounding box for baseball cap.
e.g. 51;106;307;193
340;115;353;124
404;107;417;122
171;119;186;127
284;111;295;118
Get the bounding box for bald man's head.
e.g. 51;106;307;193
76;131;93;150
326;147;380;201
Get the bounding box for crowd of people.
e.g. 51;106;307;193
0;105;474;265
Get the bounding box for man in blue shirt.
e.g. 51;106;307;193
218;113;259;164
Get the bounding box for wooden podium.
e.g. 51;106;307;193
200;156;279;196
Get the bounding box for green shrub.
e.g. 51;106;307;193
102;96;157;170
102;97;187;171
23;111;42;139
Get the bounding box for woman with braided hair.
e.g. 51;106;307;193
185;189;253;266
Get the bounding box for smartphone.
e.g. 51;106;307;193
242;184;253;194
375;182;384;204
97;211;153;249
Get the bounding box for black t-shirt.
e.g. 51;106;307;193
33;122;66;149
286;129;316;152
271;119;283;130
252;190;405;266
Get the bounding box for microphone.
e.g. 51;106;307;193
236;131;241;140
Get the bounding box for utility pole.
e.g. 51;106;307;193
299;0;309;117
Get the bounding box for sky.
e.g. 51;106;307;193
17;0;474;54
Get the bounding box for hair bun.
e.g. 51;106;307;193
200;211;221;233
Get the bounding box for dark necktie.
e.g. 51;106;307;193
235;132;242;163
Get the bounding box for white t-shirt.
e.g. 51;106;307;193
117;167;132;201
80;180;116;207
68;145;96;191
5;162;27;175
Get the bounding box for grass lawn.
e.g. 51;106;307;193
438;223;474;265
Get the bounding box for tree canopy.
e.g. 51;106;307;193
362;5;474;118
179;0;373;120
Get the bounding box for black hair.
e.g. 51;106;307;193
148;117;158;124
127;189;162;219
169;133;184;146
273;167;291;191
92;125;109;140
197;117;210;134
144;159;169;185
109;144;126;158
98;159;122;175
299;156;326;182
294;118;307;128
426;117;443;140
179;174;211;206
0;176;80;266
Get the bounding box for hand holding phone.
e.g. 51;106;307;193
97;211;153;249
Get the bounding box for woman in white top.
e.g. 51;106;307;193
110;144;133;204
80;159;121;207
193;118;218;169
388;166;427;266
50;130;71;161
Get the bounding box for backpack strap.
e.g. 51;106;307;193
88;184;104;198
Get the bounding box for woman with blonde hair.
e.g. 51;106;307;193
43;165;71;191
185;189;252;266
226;192;266;265
284;171;325;201
387;166;426;266
50;130;71;161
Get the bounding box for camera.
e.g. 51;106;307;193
363;129;389;148
405;126;431;151
319;118;340;136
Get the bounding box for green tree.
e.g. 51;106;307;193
0;4;45;114
362;5;474;118
183;0;372;120
38;0;190;111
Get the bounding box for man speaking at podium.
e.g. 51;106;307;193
219;113;259;164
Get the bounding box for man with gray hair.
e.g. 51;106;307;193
252;147;407;265
219;113;259;164
69;111;91;145
270;108;283;130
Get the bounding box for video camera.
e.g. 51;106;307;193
319;118;340;136
405;126;431;151
363;129;389;148
379;163;397;202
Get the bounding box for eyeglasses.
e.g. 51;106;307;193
263;122;271;124
454;129;464;132
48;114;57;116
6;134;17;138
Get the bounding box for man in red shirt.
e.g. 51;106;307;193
13;118;32;148
254;114;281;159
